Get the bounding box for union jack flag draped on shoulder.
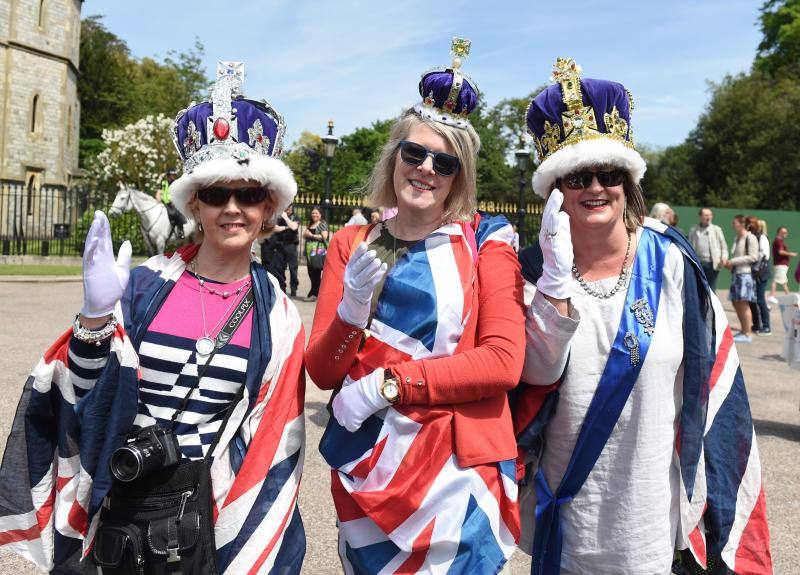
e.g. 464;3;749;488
320;215;521;574
513;220;773;575
0;245;306;573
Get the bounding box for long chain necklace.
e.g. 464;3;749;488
190;260;251;355
571;232;632;300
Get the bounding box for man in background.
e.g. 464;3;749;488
770;226;797;302
688;207;728;291
345;207;368;226
262;204;301;297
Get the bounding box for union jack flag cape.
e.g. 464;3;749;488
319;215;520;574
513;219;773;574
0;245;306;573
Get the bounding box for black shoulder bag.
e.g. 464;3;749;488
92;288;254;575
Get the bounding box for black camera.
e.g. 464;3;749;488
110;425;181;482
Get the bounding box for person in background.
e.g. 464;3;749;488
303;206;328;301
264;204;301;297
155;168;187;239
770;226;797;302
724;215;759;342
345;207;368;226
369;209;381;224
688;207;728;291
649;202;674;226
748;217;772;335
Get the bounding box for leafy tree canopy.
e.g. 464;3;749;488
755;0;800;77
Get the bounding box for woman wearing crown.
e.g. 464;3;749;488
0;63;306;574
304;39;525;573
514;58;773;575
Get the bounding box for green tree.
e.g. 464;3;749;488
639;142;702;206
330;119;394;198
284;131;323;196
755;0;800;77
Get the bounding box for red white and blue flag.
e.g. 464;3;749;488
320;215;521;574
0;246;306;573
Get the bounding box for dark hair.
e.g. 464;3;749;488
745;215;761;235
777;226;787;234
733;214;746;226
308;205;324;223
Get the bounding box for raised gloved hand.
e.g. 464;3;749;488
536;189;574;300
80;211;132;318
337;242;388;328
332;369;390;432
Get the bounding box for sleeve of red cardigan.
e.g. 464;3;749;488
391;240;526;405
304;227;364;390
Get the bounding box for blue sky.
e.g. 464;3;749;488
82;0;764;150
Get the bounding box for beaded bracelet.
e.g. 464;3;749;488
72;314;118;346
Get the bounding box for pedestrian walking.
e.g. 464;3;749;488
304;38;525;573
0;62;307;574
688;207;728;291
516;57;772;575
770;226;797;302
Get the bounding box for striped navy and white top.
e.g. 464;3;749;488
71;270;253;460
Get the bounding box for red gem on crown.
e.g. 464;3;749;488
213;118;230;140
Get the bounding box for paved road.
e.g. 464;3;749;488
0;272;797;574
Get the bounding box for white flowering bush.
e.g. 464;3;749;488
90;114;180;193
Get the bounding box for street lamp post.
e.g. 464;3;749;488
514;133;530;249
321;120;339;223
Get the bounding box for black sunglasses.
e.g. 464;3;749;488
397;141;461;177
561;169;627;190
197;187;268;206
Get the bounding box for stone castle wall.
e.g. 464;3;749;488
0;0;81;188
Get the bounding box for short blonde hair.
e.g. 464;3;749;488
366;110;480;223
187;185;279;244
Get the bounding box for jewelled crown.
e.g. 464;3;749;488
526;57;646;199
171;61;287;173
413;37;480;129
167;61;297;221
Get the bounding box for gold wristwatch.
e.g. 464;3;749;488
380;369;400;404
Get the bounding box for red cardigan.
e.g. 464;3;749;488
304;223;526;468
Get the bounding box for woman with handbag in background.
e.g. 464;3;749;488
724;215;760;343
303;206;329;302
305;38;526;573
748;217;772;335
0;63;306;574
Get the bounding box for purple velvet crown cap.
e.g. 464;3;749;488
418;68;480;117
174;97;284;162
526;77;633;152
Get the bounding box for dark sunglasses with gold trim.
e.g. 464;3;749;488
197;187;268;206
397;141;461;177
561;169;627;190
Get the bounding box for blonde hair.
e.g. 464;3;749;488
187;185;278;244
366;110;480;222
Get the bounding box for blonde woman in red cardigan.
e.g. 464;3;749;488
304;39;526;574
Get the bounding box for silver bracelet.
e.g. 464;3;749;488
72;314;118;346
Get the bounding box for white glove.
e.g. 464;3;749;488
80;211;132;318
337;242;388;328
332;370;391;432
536;189;574;300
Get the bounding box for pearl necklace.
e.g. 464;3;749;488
571;232;632;300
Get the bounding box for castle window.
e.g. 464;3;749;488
27;175;36;216
38;0;46;28
30;95;39;132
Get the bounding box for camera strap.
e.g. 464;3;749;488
169;287;255;428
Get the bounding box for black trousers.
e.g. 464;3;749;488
750;276;771;331
307;266;322;297
701;262;719;292
263;242;299;294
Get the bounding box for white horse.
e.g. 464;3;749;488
108;186;195;256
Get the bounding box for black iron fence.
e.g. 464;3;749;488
0;182;543;258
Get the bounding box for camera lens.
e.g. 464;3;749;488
110;446;143;482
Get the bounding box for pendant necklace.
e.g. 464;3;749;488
190;260;251;355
